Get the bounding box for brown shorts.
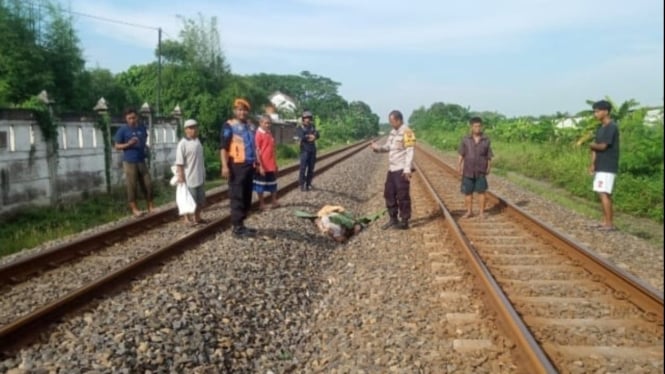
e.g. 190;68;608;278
123;162;153;203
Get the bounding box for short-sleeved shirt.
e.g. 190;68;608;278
594;121;620;173
255;128;277;172
296;125;319;153
378;124;415;172
219;120;256;164
114;124;148;163
175;137;205;188
458;134;493;178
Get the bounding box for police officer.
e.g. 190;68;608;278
220;98;258;237
296;110;320;191
370;110;415;230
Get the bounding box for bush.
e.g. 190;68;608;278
276;144;299;160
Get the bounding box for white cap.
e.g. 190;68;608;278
184;119;198;128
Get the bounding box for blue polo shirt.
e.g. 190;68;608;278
114;124;148;163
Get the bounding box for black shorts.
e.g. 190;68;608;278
461;176;488;195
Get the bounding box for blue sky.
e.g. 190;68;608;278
59;0;663;121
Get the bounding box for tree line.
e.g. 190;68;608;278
0;1;380;149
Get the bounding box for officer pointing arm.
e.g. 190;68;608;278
369;138;390;152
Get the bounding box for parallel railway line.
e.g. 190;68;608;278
414;144;664;373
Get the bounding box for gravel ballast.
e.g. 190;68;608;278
1;144;661;372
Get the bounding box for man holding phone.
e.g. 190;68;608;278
114;107;155;217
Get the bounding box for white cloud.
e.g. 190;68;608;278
65;0;660;55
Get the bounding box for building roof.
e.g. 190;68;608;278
268;91;298;107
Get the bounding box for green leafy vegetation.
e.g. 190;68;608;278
410;100;664;223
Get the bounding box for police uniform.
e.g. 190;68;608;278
297;111;320;190
374;125;415;228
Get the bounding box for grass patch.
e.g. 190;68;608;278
497;169;663;247
0;182;173;258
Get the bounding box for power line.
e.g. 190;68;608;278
23;0;160;31
66;9;159;31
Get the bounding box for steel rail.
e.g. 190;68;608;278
0;141;365;286
417;143;664;322
0;140;372;354
413;158;558;374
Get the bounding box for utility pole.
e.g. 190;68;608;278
157;27;162;118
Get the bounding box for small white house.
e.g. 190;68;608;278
269;91;297;114
644;108;663;126
554;107;664;128
554;117;584;129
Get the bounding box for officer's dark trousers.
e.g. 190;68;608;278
229;163;255;227
384;170;411;221
299;150;316;187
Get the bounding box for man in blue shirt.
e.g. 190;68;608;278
296;110;320;191
220;98;258;237
113;108;155;217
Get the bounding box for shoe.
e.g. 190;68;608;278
381;218;399;230
396;220;409;230
300;185;307;192
232;226;256;237
306;184;314;191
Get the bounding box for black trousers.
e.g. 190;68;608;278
229;163;255;227
384;170;411;221
299;150;316;187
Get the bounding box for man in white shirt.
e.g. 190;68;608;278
176;119;206;225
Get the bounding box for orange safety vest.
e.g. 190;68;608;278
225;121;256;164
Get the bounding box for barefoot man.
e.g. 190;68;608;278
458;116;493;219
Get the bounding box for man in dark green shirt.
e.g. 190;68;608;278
588;100;620;231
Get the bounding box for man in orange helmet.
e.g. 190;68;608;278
220;98;258;237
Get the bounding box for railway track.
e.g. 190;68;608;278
0;140;370;354
414;144;664;373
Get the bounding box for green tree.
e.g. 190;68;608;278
41;2;86;111
79;68;140;114
246;71;349;120
0;0;50;105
